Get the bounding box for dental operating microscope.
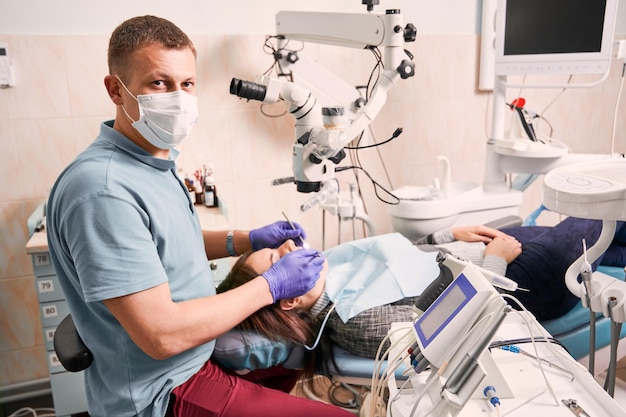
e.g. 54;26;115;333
230;1;416;241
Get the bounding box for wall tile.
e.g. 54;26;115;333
0;276;42;352
14;118;77;199
0;346;48;386
0;120;21;201
0;200;42;279
7;35;71;119
62;35;111;117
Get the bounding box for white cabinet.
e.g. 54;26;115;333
26;205;230;416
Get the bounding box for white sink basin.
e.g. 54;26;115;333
388;182;522;240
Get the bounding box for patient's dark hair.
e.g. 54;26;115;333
217;252;337;392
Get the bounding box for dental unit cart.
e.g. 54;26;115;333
381;254;626;417
25;204;230;416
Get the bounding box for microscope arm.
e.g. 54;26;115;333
344;65;401;141
275;11;409;50
275;9;415;126
231;7;415;193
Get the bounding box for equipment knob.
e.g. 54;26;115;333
398;59;415;79
404;23;417;42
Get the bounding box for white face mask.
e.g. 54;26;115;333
118;78;199;150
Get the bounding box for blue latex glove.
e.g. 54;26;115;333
249;221;307;250
262;249;324;302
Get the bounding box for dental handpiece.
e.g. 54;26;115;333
414;264;454;317
580;239;594;300
281;211;310;249
447;254;523;292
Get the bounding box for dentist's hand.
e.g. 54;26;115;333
262;249;324;302
250;221;307;250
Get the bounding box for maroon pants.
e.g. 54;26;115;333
166;360;353;417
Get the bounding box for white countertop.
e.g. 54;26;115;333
26;205;228;254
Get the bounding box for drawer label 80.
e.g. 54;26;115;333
42;304;59;318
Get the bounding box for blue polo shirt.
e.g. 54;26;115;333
46;121;215;417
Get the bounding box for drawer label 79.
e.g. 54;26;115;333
38;279;55;294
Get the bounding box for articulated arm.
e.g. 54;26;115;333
230;7;416;194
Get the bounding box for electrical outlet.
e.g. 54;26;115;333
0;42;16;87
614;39;626;62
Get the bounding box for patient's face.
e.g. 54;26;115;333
246;240;328;310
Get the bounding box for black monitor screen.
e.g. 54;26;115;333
503;0;607;56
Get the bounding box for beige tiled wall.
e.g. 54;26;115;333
1;32;624;387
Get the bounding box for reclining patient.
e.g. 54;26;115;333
217;217;626;376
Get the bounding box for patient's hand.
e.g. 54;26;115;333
484;237;522;264
451;225;515;244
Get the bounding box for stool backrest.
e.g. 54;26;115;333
53;314;93;372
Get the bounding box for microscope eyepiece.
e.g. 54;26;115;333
230;78;267;102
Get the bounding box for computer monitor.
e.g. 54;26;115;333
494;0;619;75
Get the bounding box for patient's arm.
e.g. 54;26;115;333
415;221;519;246
484;236;522;264
451;225;515;244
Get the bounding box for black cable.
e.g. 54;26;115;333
335;165;401;205
328;381;360;409
364;47;383;101
344;128;403;150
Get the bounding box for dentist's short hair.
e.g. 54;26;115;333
107;15;196;82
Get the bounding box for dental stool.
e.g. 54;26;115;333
53;314;92;416
54;314;93;372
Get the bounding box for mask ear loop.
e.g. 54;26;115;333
115;76;138;100
304;303;336;351
115;76;139;123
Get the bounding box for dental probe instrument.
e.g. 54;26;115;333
499;345;574;381
580;238;596;375
281;211;310;249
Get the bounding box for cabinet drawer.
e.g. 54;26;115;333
36;275;64;302
50;371;88;416
32;252;56;277
43;325;57;352
48;350;65;374
40;300;70;328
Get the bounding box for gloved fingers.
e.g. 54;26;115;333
250;220;308;250
284;221;307;241
277;248;323;267
262;249;324;302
